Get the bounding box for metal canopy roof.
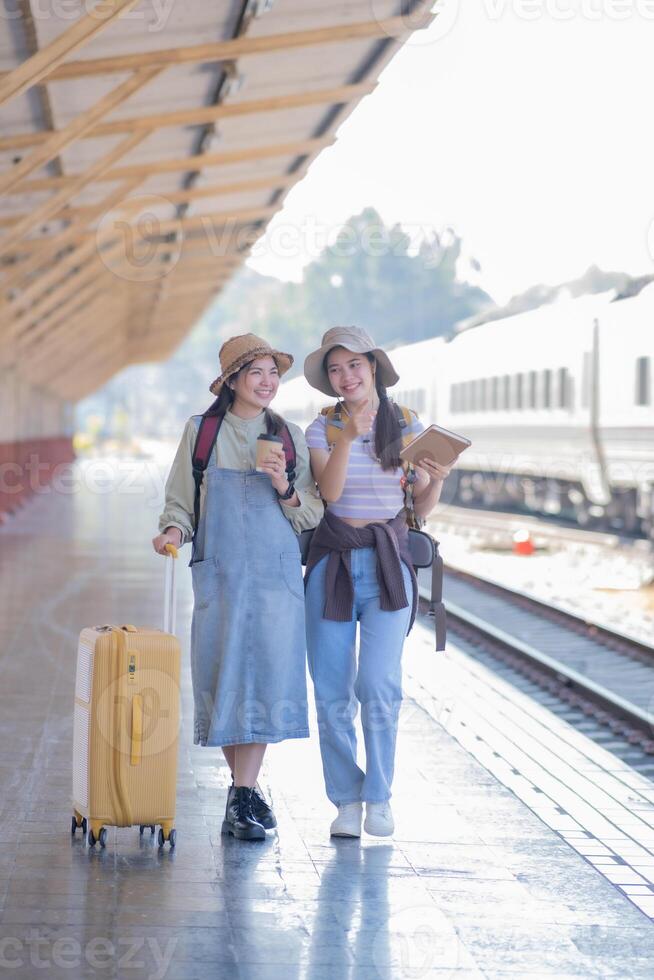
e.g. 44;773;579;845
0;0;435;402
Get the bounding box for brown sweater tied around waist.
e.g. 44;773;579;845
304;509;418;634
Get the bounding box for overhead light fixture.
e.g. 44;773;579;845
202;125;222;154
244;0;274;18
222;61;245;98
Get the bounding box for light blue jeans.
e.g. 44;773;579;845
305;547;413;805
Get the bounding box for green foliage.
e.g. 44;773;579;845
200;206;492;378
77;208;493;435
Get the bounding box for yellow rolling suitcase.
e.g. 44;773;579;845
71;544;181;848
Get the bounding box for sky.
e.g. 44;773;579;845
246;0;654;305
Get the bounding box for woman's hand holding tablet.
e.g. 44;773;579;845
399;424;471;471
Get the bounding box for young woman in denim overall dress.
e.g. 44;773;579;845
154;335;323;840
303;326;457;838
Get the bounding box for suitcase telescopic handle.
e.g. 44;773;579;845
163;543;178;635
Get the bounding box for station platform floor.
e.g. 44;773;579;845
1;455;654;978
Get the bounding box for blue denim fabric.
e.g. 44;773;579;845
305;547;413;805
189;447;309;747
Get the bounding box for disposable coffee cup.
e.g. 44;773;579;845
256;433;284;472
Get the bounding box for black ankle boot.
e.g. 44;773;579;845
224;782;236;822
221;786;265;840
251;783;277;830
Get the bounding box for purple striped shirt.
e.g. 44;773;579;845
305;410;424;520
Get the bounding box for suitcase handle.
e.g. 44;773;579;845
163;546;177;635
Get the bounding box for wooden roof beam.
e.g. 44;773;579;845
0;66;162;194
10;238;127;333
0;0;142;106
39;325;127;398
0;15;430;85
1;175;145;305
0;169;307;231
0;81;376;151
17;285;125;379
2;203;278;259
9;136;334;194
0;130;149;260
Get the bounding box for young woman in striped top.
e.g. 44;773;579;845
303;326;456;838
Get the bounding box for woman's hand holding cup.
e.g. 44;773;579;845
256;435;288;494
259;445;289;494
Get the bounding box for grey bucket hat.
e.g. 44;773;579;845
303;326;400;397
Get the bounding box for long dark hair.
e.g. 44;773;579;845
325;348;402;471
203;358;285;435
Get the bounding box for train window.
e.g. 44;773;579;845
557;367;569;408
528;370;537;408
543;369;552;408
502;374;510;410
450;384;457;412
636;356;651;405
479;378;488;411
491;376;499;411
515;373;523;409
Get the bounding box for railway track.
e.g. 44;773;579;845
428;502;654;551
417;564;654;776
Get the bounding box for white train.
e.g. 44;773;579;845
276;282;654;538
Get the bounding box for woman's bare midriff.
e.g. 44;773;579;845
339;516;392;527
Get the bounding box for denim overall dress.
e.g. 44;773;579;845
188;424;310;748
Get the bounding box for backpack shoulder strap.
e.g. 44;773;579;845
191;414;221;472
392;402;422;447
279;424;297;482
321;402;346;448
190;413;223;560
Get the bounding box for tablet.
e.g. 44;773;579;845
399;424;471;467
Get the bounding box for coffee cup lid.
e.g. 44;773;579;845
257;433;283;442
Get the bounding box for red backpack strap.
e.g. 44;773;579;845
190;414;223;561
192;416;221;472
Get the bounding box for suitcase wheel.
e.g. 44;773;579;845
139;825;156;836
71;815;87;836
88;827;107;848
157;827;177;848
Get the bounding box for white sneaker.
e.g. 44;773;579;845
330;802;362;838
364;801;394;837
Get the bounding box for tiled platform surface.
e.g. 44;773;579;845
1;456;654;979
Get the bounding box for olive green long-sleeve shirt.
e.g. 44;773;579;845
158;409;324;545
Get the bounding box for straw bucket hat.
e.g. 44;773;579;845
303;326;400;397
209;333;293;395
